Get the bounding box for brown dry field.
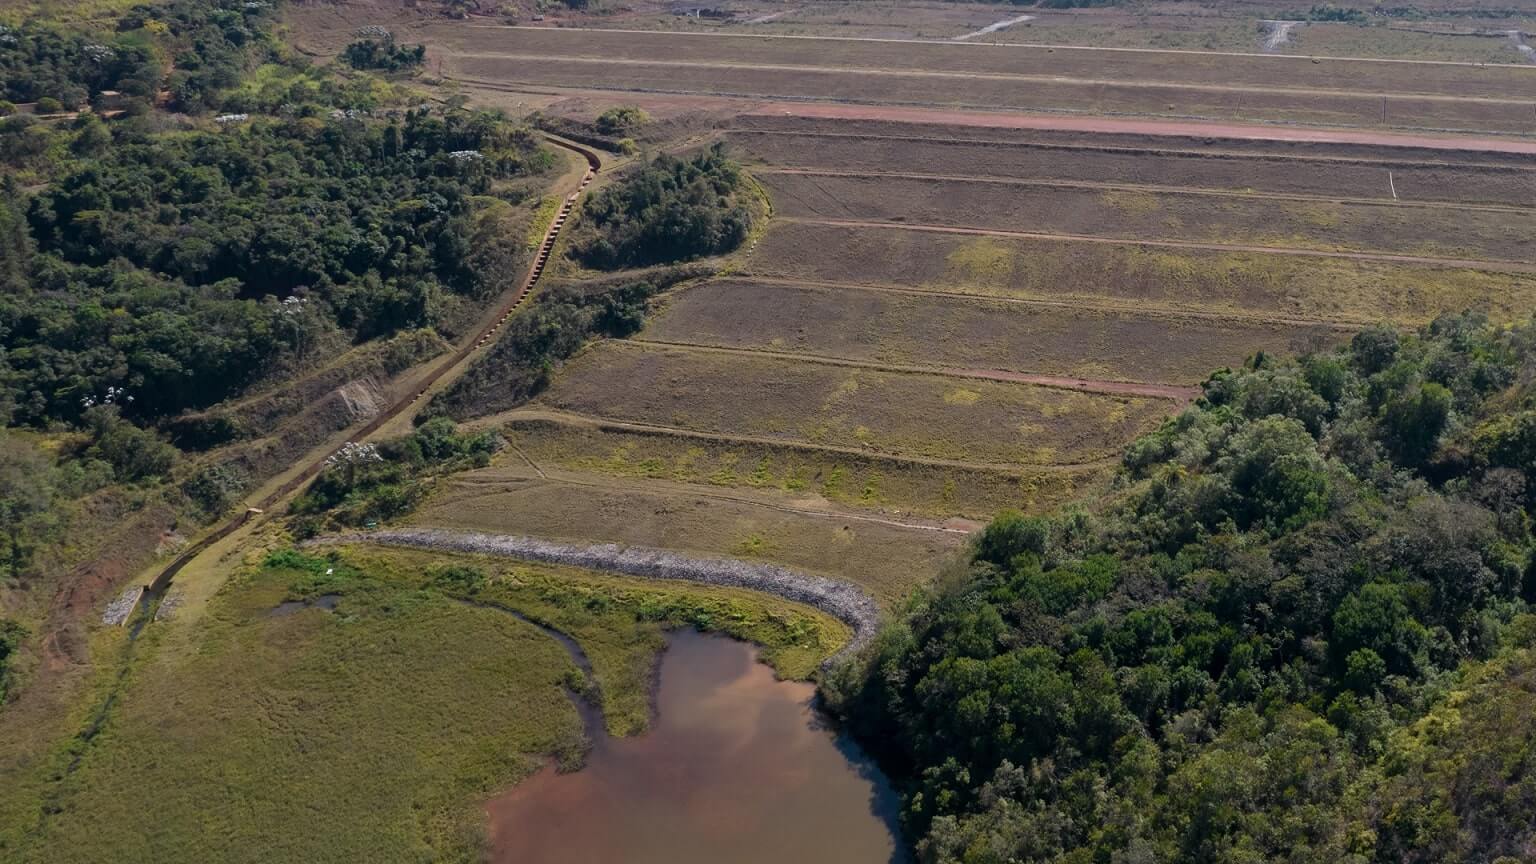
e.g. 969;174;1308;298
758;172;1536;262
431;27;1536;100
409;460;968;607
726;129;1536;208
501;417;1102;520
730;112;1536;163
554;2;1536;63
745;221;1536;325
538;341;1168;466
642;279;1338;385
448;54;1536;136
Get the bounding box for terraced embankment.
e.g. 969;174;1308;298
428;25;1536;134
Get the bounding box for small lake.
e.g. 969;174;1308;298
485;629;905;863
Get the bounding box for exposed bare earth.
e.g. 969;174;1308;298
430;27;1536;100
426;27;1536;134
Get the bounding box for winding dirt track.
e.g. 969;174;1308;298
747;104;1536;155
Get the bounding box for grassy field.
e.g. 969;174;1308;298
745;221;1536;326
337;547;851;735
760;171;1536;261
727;130;1536;208
538;341;1169;466
643;278;1336;385
502;416;1104;519
3;546;848;863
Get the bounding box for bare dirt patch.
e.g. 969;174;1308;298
642;278;1339;385
745;221;1536;326
538;341;1169;467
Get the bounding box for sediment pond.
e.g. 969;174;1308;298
485;629;904;863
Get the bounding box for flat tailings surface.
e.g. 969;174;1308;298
441;27;1536;100
728;129;1536;207
643;279;1338;385
538;341;1168;467
759;172;1536;262
745;221;1536;326
450;55;1536;135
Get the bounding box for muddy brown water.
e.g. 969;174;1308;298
485;629;905;863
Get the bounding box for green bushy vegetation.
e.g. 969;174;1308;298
0;619;26;703
422;267;706;421
570;144;754;270
0;1;281;113
8;108;549;428
594;105;648;136
827;313;1536;863
0;0;555;597
290;418;498;532
341;34;427;73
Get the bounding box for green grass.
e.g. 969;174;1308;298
505;418;1100;519
1;544;850;863
340;546;851;737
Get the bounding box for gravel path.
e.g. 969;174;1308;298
310;529;883;664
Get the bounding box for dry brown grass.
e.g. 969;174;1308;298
728;129;1536;208
745;221;1536;326
642;278;1339;385
502;416;1105;520
537;341;1169;466
410;462;969;607
759;171;1536;261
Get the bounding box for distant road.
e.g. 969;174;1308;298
746;103;1536;155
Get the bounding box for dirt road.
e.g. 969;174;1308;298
744;104;1536;155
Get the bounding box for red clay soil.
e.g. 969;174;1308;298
744;103;1536;155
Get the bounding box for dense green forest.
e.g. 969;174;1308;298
828;313;1536;863
570;144;756;269
0;0;552;591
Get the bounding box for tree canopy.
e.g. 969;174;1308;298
828;313;1536;864
570;144;755;269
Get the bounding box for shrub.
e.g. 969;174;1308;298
341;36;426;72
594;105;649;136
570;144;754;269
